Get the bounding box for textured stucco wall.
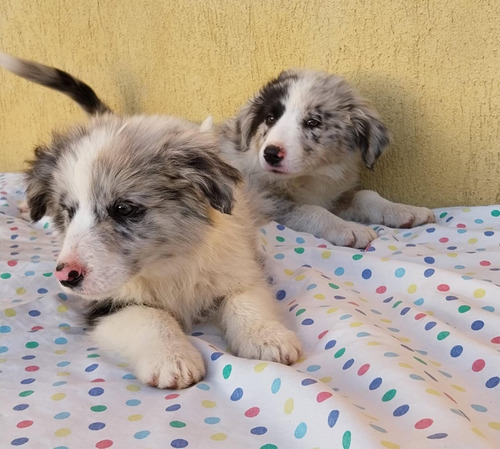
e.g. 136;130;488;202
0;0;499;207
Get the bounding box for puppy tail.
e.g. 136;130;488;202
0;51;110;115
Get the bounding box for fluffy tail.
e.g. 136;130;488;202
0;52;110;115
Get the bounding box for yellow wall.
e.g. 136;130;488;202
1;0;499;207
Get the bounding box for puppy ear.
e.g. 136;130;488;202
184;151;243;215
351;109;391;169
24;145;56;222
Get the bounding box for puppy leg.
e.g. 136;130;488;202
277;202;377;248
338;190;435;228
219;286;302;365
90;305;205;389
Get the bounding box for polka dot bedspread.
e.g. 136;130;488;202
1;172;499;449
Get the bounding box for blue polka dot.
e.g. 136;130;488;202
22;355;35;360
37;288;48;294
89;422;105;430
0;346;8;354
400;307;410;315
196;383;210;391
425;321;437;331
88;387;104;396
204;417;220;424
276;224;285;230
271;378;281;394
393;404;410;416
414;298;424;306
57;361;70;367
325;340;337;350
342;359;355;370
301;378;317;386
475;218;484;224
306;284;317;290
230;387;243;401
0;326;12;333
55;337;68;345
274;253;285;260
395;268;406;278
294;422;307;439
54;412;71;420
13;404;29;411
484;231;495;237
251;426;268;435
28;310;40;317
424;269;435;278
25;271;35;276
362;269;372;279
11;438;29;446
450;345;463;357
85;364;99;372
122;373;137;380
58;292;68;300
335;267;345;276
485;377;499;388
126;399;141;406
306;365;321;372
296;237;305;244
471;320;484;331
301;318;314;325
454;265;465;270
328;409;340;428
210;352;224;361
276;290;286;300
424;257;435;264
134;430;150;439
171;439;188;448
21;378;36;385
166;404;181;411
369;377;382;390
446;296;458;301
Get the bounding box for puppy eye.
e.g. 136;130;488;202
111;202;143;219
305;118;321;128
265;114;276;126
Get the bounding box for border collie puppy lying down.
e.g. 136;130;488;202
218;69;435;248
0;52;301;389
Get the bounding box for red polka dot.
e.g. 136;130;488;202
437;284;450;292
244;407;260;418
357;363;370;376
7;260;17;267
415;418;433;429
30;326;44;332
317;330;329;340
316;392;333;403
472;359;485;372
10;227;18;231
457;223;466;229
318;244;327;248
376;286;387;294
479;260;491;266
96;440;113;449
439;237;449;243
25;365;39;372
92;378;106;382
414;313;427;320
491;336;500;344
165;393;179;400
17;420;33;428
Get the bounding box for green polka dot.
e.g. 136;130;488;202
382;389;397;402
90;405;107;412
260;445;278;449
294;247;305;254
342;430;352;449
295;308;306;316
439;212;448;218
334;348;345;358
222;364;232;380
42;272;53;277
352;254;363;261
25;341;39;349
170;421;186;428
1;273;12;280
19;390;34;397
276;236;285;242
437;331;450;340
392;301;402;308
458;305;471;313
43;222;50;229
491;210;500;217
328;283;340;289
87;354;100;358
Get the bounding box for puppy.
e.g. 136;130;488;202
0;53;301;388
219;69;435;248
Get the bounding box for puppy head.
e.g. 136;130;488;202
237;69;390;175
25;115;242;299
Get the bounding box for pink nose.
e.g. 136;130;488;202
55;262;86;288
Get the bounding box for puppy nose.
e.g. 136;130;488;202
55;262;85;289
263;145;285;166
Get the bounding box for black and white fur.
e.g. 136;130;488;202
0;53;301;388
219;69;435;248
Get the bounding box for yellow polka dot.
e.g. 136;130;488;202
313;294;325;300
462;207;471;212
202;400;216;408
57;305;68;313
398;337;410;343
117;362;129;368
254;362;268;373
55;428;71;437
127;384;141;392
488;422;500;430
407;284;417;294
4;308;16;317
55;349;67;355
128;414;143;421
380;318;392;323
284;269;294;276
260;237;267;246
381;257;390;262
284;398;294;415
319;376;332;383
425;311;434;316
343;281;354;287
295;274;305;281
429;360;441;367
0;358;7;363
471;427;486;439
468;238;478;244
362;412;378;421
474;288;486;298
321;251;331;259
388;245;398;251
326;307;338;314
210;433;227;441
16;288;27;296
398;363;413;369
381;441;400;449
451;384;466;392
57;371;70;377
350;322;363;327
425;388;441;396
51;393;66;401
447;252;458;258
367;341;381;346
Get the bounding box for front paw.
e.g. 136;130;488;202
382;205;435;228
326;222;377;248
134;341;206;389
232;322;302;365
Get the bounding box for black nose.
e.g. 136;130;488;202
263;145;284;166
60;270;84;289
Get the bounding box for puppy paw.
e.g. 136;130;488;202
326;222;377;248
18;200;31;221
232;322;302;365
134;341;206;389
381;204;435;229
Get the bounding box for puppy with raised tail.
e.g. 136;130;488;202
0;52;301;388
219;69;435;248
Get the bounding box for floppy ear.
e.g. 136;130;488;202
183;151;243;215
24;144;56;222
351;109;391;169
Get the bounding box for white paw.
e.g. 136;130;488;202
232;321;302;365
134;341;206;389
381;205;435;228
326;222;377;248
